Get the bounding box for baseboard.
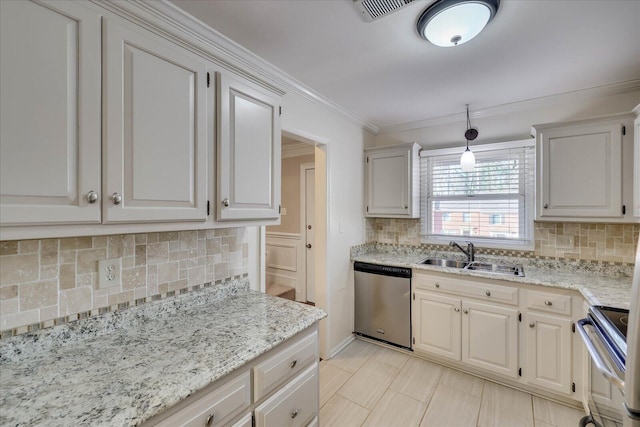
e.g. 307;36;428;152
328;334;356;359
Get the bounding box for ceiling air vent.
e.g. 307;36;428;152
354;0;417;22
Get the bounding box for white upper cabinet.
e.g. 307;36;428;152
534;115;635;222
0;0;101;226
216;73;281;221
365;143;420;218
103;19;209;223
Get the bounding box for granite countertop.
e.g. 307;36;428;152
0;279;326;427
352;246;634;309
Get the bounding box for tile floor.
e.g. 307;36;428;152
319;338;618;427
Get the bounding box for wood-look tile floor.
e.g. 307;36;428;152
319;339;602;427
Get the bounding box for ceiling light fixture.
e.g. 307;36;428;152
460;104;478;172
417;0;500;47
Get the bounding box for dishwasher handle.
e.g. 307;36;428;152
576;318;625;391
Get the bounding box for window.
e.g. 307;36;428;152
420;140;535;249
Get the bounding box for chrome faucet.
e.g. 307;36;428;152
450;241;474;263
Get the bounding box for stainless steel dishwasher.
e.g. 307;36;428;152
354;261;412;350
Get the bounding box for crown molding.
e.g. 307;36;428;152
115;0;380;134
378;79;640;135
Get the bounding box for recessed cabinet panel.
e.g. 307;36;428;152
103;19;208;223
0;0;101;225
413;291;461;360
217;73;281;220
536;120;623;219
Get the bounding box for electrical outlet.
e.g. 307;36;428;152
98;258;122;289
556;235;575;250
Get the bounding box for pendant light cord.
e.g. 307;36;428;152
465;104;470;150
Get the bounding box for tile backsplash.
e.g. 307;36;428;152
366;218;639;264
0;228;248;334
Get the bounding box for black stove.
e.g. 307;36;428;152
588;305;629;372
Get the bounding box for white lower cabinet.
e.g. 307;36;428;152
231;413;253;427
254;364;319;427
413;291;461;360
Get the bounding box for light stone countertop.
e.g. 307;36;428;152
0;279;326;427
352;248;633;310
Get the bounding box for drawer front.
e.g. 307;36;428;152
526;290;571;316
414;273;518;305
255;363;319;427
155;372;251;427
254;331;318;401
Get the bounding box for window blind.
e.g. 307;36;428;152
420;141;535;248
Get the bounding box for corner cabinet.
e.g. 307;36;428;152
0;0;102;226
365;143;420;218
102;18;209;223
216;73;281;221
533;115;635;222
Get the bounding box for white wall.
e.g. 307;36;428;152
281;91;375;358
373;91;640;149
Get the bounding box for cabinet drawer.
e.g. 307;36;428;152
254;364;318;427
155;372;250;427
526;290;571;316
414;273;518;305
254;331;318;401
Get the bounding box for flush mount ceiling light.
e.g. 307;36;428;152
417;0;500;47
460;104;478;172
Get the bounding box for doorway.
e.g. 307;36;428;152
301;163;315;304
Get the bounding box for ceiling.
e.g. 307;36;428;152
171;0;640;131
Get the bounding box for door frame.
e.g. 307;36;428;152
299;162;315;303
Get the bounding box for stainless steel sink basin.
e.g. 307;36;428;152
464;261;525;277
419;258;467;269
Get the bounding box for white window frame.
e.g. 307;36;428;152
420;139;535;250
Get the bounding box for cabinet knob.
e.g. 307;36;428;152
485;290;491;297
86;191;99;204
308;225;312;230
435;282;440;288
529;322;536;328
306;243;312;249
544;300;553;306
205;413;214;426
290;409;299;419
463;309;468;314
111;193;122;205
454;307;460;312
404;205;408;209
290;359;297;369
543;203;549;209
222;198;230;207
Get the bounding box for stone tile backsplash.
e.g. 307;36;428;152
366;218;639;264
0;228;248;334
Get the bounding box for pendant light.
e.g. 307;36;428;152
417;0;500;47
460;104;477;172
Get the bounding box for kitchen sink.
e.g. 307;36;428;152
464;261;525;277
419;258;467;269
418;258;525;277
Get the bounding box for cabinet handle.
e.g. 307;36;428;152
544;300;553;306
222;198;230;207
290;359;297;369
111;193;122;205
529;322;536;328
205;413;214;426
463;309;468;314
543;203;549;209
86;191;99;204
485;290;491;297
435;282;440;288
454;307;460;312
290;409;299;419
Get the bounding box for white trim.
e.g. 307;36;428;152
283;128;330;146
329;334;356;359
265;231;301;239
379;79;640;135
282;142;315;159
420;138;534;157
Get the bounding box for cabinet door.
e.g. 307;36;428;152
103;19;208;223
634;115;640;217
461;300;518;378
217;72;281;220
538;121;622;219
525;312;572;395
366;149;410;216
413;291;461;360
0;0;101;226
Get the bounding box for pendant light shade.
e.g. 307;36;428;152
460;104;477;172
417;0;500;47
